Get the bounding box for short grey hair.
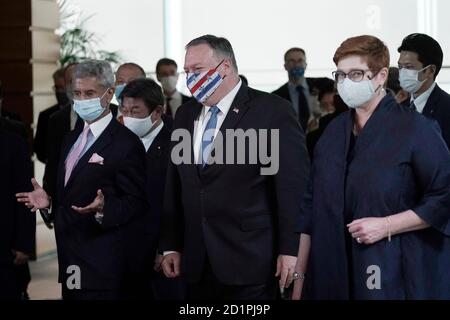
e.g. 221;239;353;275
186;35;238;72
73;60;114;89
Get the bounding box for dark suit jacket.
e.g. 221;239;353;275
53;117;147;291
43;104;118;215
0;117;27;140
0;108;22;122
0;128;35;266
422;84;450;150
160;83;310;286
34;104;61;163
181;93;191;104
272;81;313;130
166;93;192;119
145;122;172;241
125;122;172;283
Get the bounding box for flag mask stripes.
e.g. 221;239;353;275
186;60;225;104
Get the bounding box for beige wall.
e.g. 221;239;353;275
31;0;60;257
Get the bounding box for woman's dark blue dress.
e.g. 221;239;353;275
301;95;450;299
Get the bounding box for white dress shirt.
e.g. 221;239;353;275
411;82;436;114
66;112;113;162
166;91;183;117
141;121;164;152
192;79;242;164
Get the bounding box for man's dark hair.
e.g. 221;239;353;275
284;47;306;62
186;34;238;72
156;58;178;75
387;67;402;95
398;33;443;79
117;62;146;77
53;68;65;81
317;78;335;102
119;78;164;112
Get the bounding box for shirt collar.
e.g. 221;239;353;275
85;112;113;138
203;79;242;116
288;77;308;90
411;82;436;113
167;90;181;100
141;121;164;151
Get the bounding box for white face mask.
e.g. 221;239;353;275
160;75;178;93
399;66;430;94
337;78;380;109
123;114;154;138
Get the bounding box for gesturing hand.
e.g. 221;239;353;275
16;178;50;212
72;189;105;215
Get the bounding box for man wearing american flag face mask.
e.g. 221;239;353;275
159;34;310;300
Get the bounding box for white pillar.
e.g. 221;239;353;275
417;0;438;38
163;0;183;66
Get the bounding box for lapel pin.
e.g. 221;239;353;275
233;108;239;114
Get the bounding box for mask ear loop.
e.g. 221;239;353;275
99;88;110;109
368;70;384;95
214;59;227;81
417;65;432;84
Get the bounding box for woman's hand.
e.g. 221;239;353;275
347;217;388;245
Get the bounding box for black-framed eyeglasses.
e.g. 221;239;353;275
332;69;378;83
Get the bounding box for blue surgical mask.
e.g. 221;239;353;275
290;66;305;79
186;60;225;104
73;89;109;122
115;83;126;102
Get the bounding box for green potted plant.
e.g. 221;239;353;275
57;0;123;67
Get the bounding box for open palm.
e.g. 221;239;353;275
16;178;50;212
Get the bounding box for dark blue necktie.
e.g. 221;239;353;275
296;85;310;130
201;106;220;167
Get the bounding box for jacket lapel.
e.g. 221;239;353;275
187;103;203;165
422;84;442;117
147;124;170;157
63;119;118;191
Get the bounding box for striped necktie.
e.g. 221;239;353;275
201;106;220;167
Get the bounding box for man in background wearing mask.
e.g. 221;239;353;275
114;62;146;107
119;78;185;300
156;58;191;118
160;35;309;300
272;47;312;132
34;68;69;164
42;63;81;229
398;33;450;148
17;60;147;300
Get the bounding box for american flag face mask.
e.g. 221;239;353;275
186;59;225;104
